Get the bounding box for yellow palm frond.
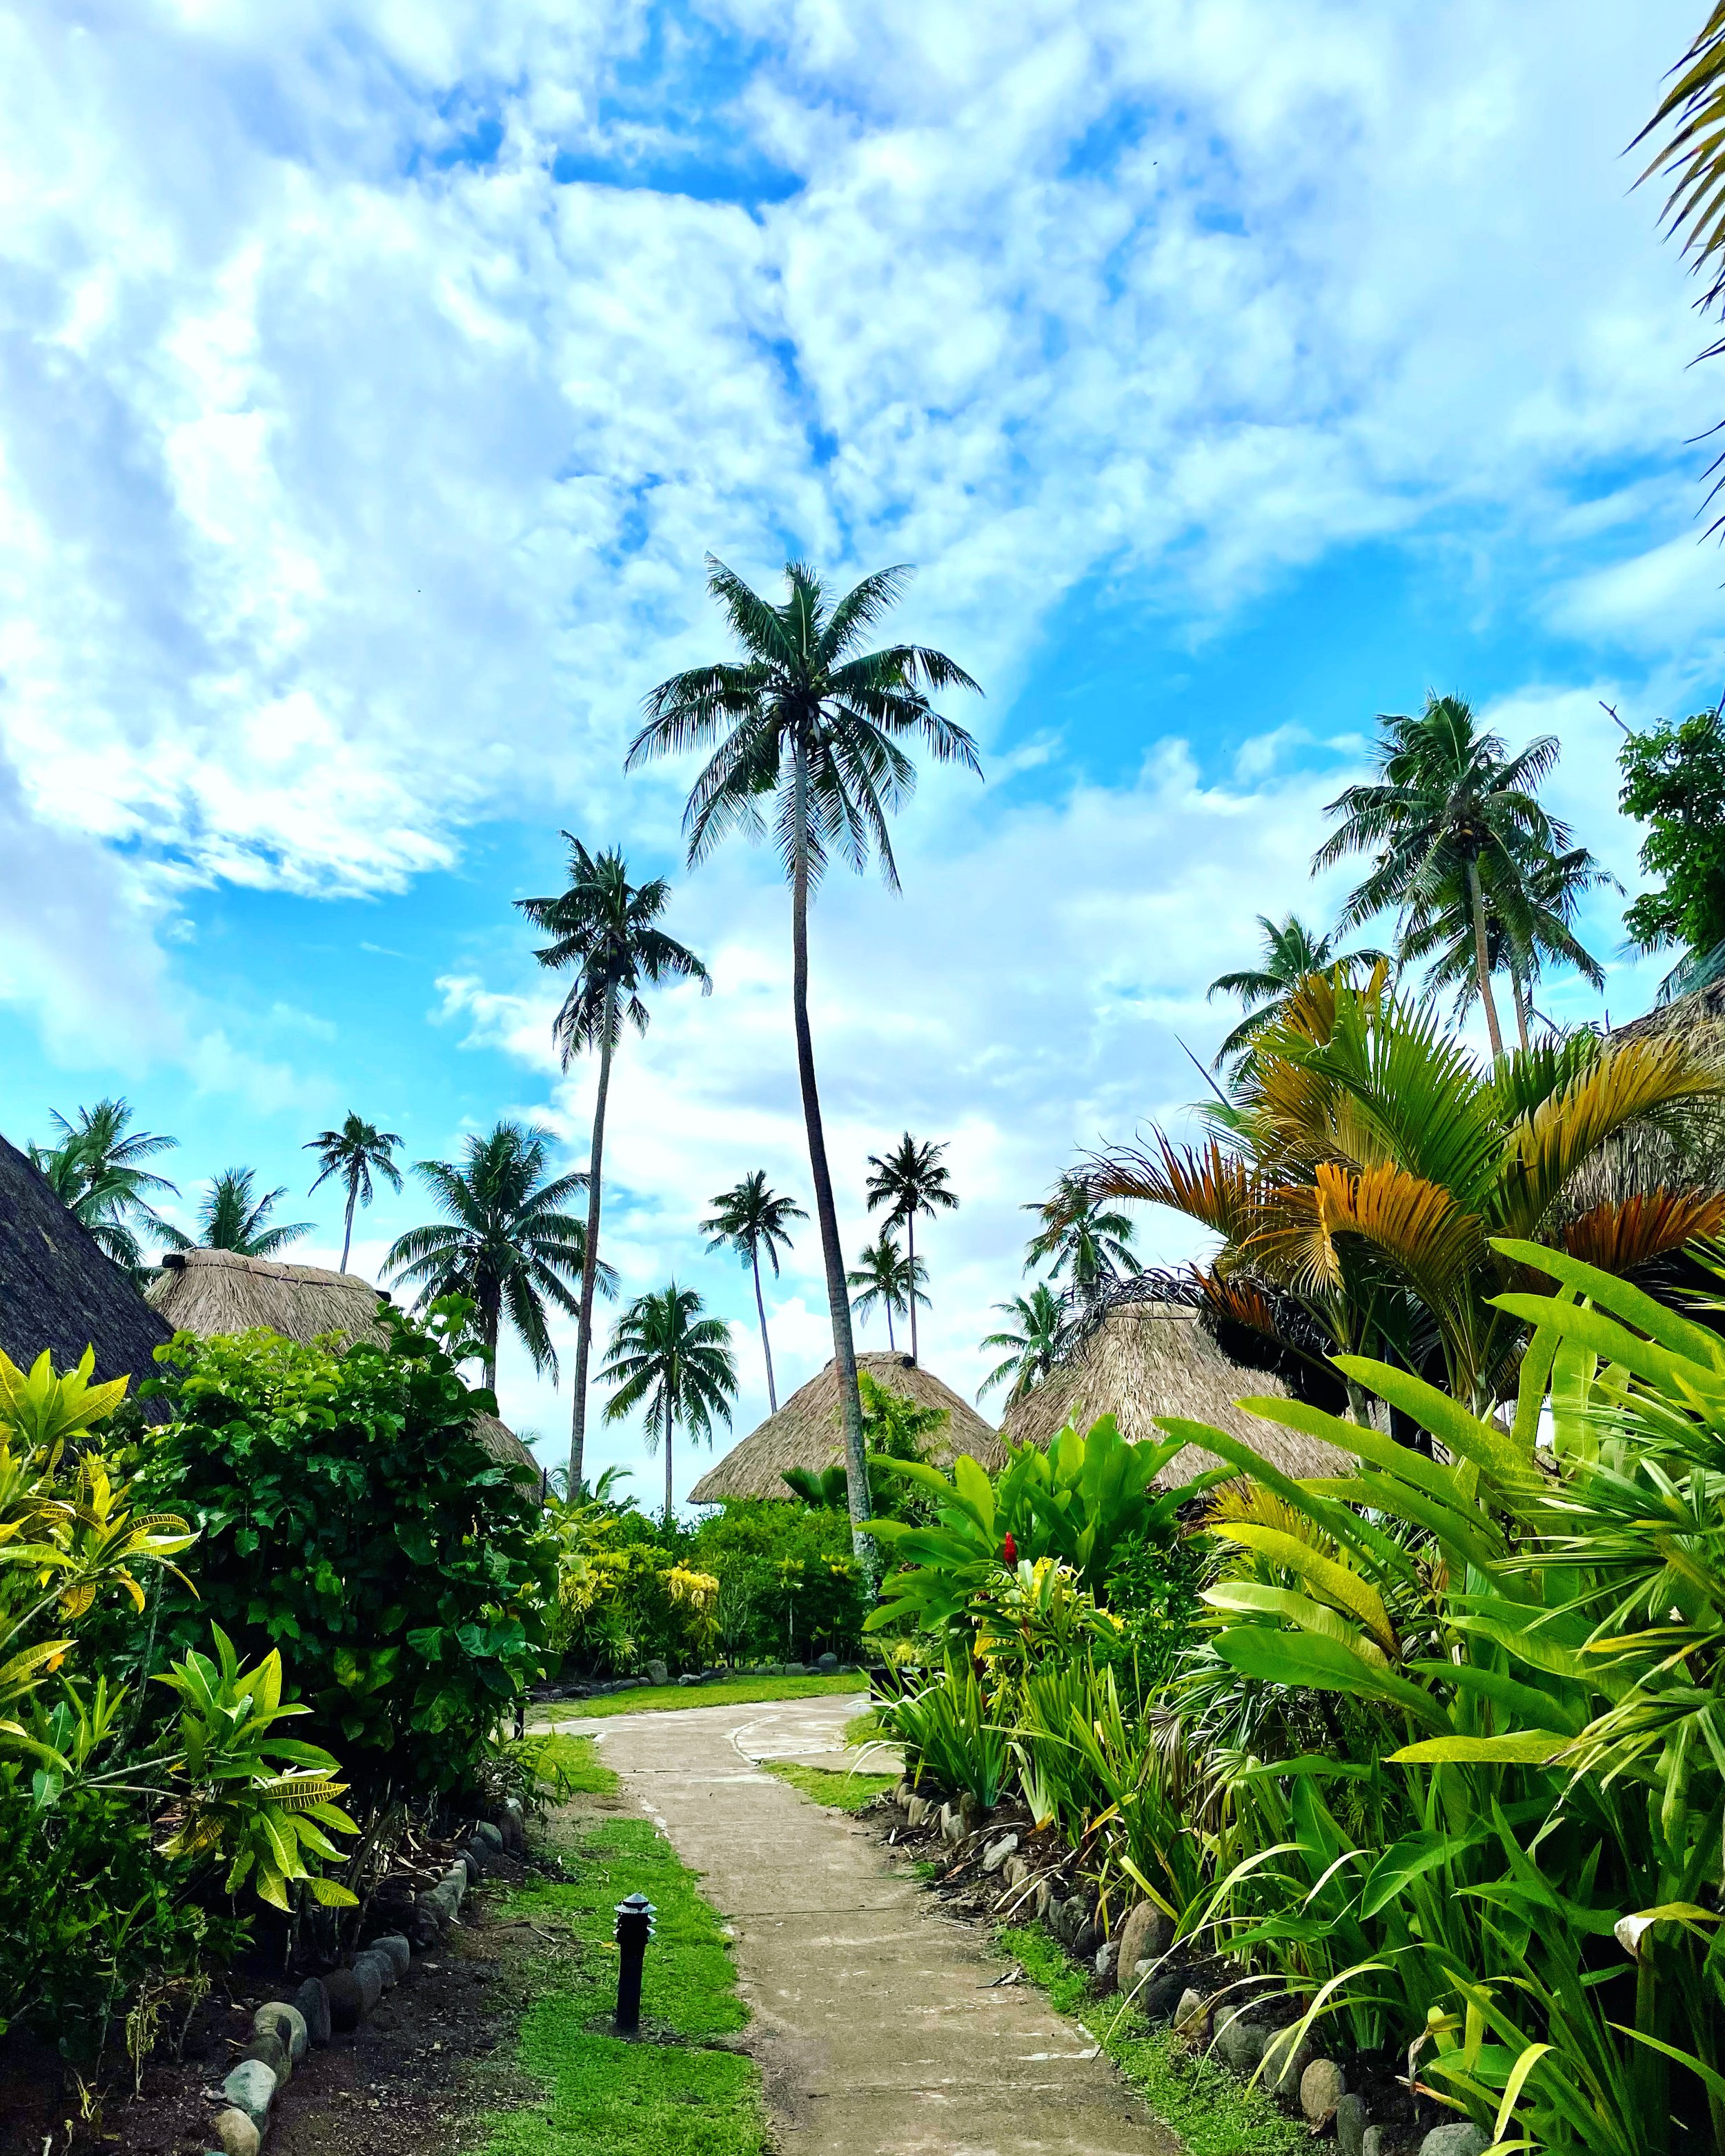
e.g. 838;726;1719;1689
1560;1189;1725;1274
1090;1136;1262;1243
1498;1036;1725;1237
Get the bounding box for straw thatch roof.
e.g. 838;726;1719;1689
0;1133;175;1414
689;1351;1005;1503
1000;1300;1348;1487
149;1248;539;1477
1611;978;1725;1060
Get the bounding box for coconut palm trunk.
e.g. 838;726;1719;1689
570;988;616;1496
750;1243;779;1412
664;1386;675;1525
481;1289;500;1394
791;742;873;1572
1465;858;1506;1060
340;1178;359;1272
904;1213;918;1363
1510;966;1531;1054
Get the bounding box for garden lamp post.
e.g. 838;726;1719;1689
613;1892;656;2033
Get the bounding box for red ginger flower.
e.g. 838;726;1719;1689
1002;1531;1018;1565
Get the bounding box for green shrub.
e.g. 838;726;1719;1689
137;1298;554;1804
686;1499;865;1664
0;1347;351;2048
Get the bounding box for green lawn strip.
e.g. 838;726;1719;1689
760;1759;898;1812
841;1705;885;1747
998;1925;1306;2156
539;1672;867;1720
466;1736;767;2156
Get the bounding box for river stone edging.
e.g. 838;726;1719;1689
882;1777;1482;2156
195;1843;489;2152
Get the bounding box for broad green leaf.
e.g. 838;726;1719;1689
1207;1523;1398;1653
1488;1236;1725;1369
1332;1356;1528;1475
1201;1581;1390;1668
1387;1732;1572;1765
1214;1626;1446;1730
1490;1295;1725;1403
1360;1830;1478;1918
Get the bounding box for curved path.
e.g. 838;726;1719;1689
549;1694;1178;2156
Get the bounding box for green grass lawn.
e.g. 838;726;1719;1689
466;1737;767;2156
998;1925;1307;2156
760;1759;898;1812
538;1671;869;1720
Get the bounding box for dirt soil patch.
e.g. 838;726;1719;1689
0;1846;581;2156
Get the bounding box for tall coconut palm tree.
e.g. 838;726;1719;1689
1207;915;1390;1069
304;1113;404;1272
627;557;981;1570
516;838;709;1495
1022;1171;1137;1302
164;1168;313;1259
600;1283;737;1523
28;1098;179;1272
1314;694;1565;1061
384;1121;613;1394
978;1282;1066;1403
864;1132;957;1364
847;1232;927;1352
701;1171;805;1412
1399;843;1617;1049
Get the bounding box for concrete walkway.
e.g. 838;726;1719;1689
548;1693;1179;2156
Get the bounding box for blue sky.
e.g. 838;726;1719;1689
1;0;1719;1503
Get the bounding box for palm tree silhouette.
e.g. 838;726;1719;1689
304;1113;404;1272
164;1168;313;1259
628;557;980;1570
978;1283;1066;1403
701;1171;806;1412
385;1121;613;1395
517;838;709;1494
1207;916;1389;1070
600;1283;737;1523
1022;1171;1136;1303
864;1133;956;1364
1314;694;1565;1060
847;1232;926;1352
29;1097;179;1272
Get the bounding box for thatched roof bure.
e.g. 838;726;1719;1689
1001;1301;1348;1487
149;1248;540;1476
689;1352;1004;1504
0;1134;173;1411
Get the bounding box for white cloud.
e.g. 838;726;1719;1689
0;0;1709;903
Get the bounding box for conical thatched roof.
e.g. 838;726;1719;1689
1610;978;1725;1059
1000;1301;1348;1487
150;1247;388;1344
0;1134;174;1415
689;1351;1005;1504
149;1249;539;1478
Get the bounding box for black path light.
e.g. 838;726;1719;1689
613;1892;656;2033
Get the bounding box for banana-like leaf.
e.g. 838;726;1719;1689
1489;1236;1725;1368
1201;1581;1392;1669
1387;1732;1573;1765
1359;1827;1486;1918
1206;1523;1399;1654
1332;1355;1529;1476
1213;1625;1446;1730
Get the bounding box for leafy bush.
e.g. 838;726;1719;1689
138;1298;553;1803
687;1499;865;1664
0;1347;353;2048
867;1414;1226;1638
